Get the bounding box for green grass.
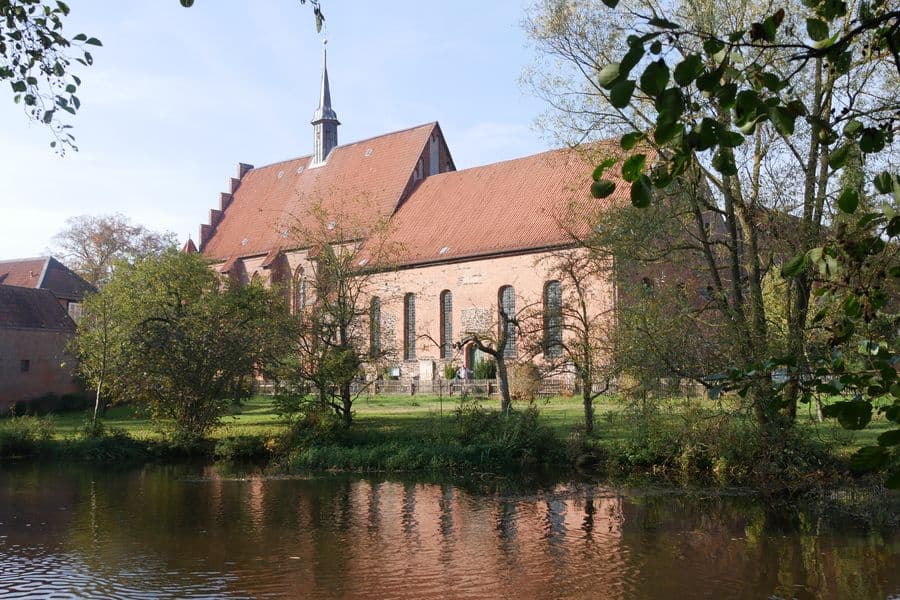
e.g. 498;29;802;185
41;392;891;458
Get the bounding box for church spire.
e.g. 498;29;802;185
311;40;339;166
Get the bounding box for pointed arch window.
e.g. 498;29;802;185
439;290;453;359
543;280;563;358
369;297;381;358
404;293;416;360
292;267;307;314
498;285;516;358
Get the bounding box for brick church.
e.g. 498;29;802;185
189;48;619;382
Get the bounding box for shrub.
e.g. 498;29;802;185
443;364;458;380
214;435;272;462
473;358;496;380
509;362;542;402
0;415;54;458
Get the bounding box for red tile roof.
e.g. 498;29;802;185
201;123;440;261
377;144;628;266
0;257;94;302
0;286;75;331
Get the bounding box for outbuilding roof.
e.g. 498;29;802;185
0;286;76;331
0;257;94;302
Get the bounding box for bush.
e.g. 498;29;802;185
509;362;542;402
214;435;273;462
473;358;496;380
0;415;54;458
443;364;458;380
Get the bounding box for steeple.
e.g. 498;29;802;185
311;40;339;166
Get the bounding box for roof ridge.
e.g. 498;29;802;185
244;122;439;173
422;142;610;181
0;256;50;265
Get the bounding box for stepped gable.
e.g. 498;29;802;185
378;143;627;267
0;257;94;302
200;123;441;261
0;286;75;331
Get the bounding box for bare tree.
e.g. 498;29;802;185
283;203;399;428
52;214;176;285
521;247;616;433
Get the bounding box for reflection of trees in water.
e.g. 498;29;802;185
0;466;898;599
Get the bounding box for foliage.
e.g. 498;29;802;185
443;363;458;380
286;402;563;472
528;0;899;482
213;435;274;462
0;0;101;153
0;414;54;457
473;358;497;380
72;250;292;443
52;213;177;286
281;204;399;428
508;361;542;402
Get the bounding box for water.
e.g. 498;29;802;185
0;463;897;599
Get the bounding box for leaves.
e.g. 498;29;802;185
837;188;859;214
590;180;616;198
592;157;617;181
822;400;873;430
781;253;808;277
806;18;829;41
609;79;635;108
630;175;652;207
639;59;669;96
598;63;621;88
621;153;647;182
674;54;703;86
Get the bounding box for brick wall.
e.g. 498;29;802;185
0;328;79;409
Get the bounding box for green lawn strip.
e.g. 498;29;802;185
31;393;891;457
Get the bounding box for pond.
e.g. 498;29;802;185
0;463;897;599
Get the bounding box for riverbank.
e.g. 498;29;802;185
1;395;893;491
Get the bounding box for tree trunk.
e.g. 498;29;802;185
496;357;511;415
340;382;353;428
582;374;594;434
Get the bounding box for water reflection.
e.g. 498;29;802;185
0;463;897;599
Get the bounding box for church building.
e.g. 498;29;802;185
190;49;623;382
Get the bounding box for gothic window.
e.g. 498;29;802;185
439;290;453;359
498;285;516;358
543;281;563;358
404;293;416;360
429;135;440;176
369;297;381;358
292;266;307;314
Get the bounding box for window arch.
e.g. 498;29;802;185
404;293;416;360
498;285;516;358
543;280;563;358
292;266;307;314
369;297;381;358
439;290;453;359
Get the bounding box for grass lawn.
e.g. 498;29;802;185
43;392;892;457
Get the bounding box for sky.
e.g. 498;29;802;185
0;0;552;258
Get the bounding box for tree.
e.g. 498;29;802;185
527;0;899;481
456;293;528;416
51;213;176;285
73;250;291;442
521;246;616;433
527;0;897;418
282;204;398;428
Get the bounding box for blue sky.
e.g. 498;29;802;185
0;1;551;258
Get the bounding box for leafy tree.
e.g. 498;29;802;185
74;250;291;442
528;0;898;481
52;213;176;285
